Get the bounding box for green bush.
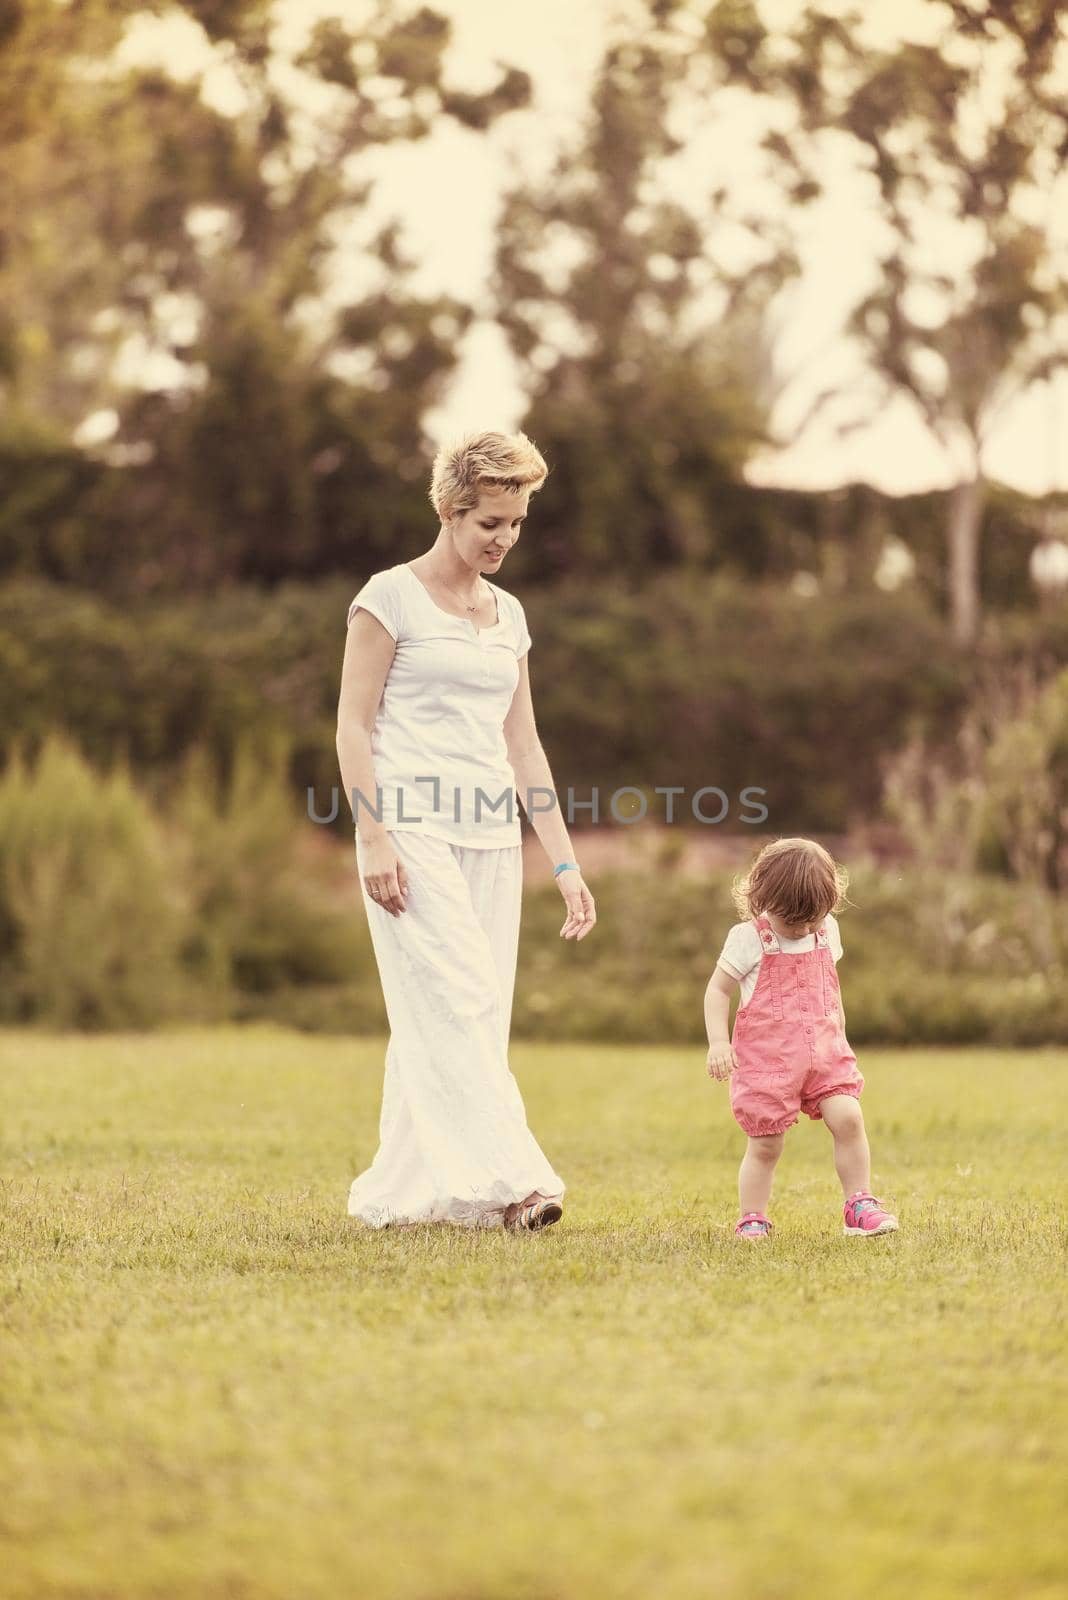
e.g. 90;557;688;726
0;731;1061;1043
5;571;1067;839
0;729;379;1031
508;858;1068;1047
0;734;191;1027
165;732;371;1010
0;576;343;795
884;662;1068;896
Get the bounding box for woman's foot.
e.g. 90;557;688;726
506;1197;563;1232
843;1191;898;1235
735;1211;772;1240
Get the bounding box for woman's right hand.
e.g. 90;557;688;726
359;835;409;916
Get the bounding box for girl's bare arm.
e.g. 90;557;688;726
705;965;739;1080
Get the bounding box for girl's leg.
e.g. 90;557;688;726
739;1132;785;1215
818;1093;871;1197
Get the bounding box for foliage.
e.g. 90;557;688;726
520;569;968;829
192;843;1068;1048
1;713;1064;1040
1;0;1065;617
0;413;108;583
769;0;1068;643
0;569;980;835
0;0;529;589
0;726;370;1030
166;733;367;1007
507;855;1068;1048
0;732;190;1027
0;574;359;798
883;660;1068;918
493;2;792;580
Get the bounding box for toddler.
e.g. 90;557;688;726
703;837;898;1240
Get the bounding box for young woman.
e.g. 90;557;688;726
336;430;596;1231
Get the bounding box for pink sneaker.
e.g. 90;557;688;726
843;1191;898;1236
735;1211;772;1240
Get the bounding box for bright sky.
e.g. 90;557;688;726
111;0;1068;497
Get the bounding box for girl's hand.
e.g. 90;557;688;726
359;836;409;916
557;870;596;941
706;1042;737;1081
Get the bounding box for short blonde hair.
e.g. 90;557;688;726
731;837;850;925
429;429;548;523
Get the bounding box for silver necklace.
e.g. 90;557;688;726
427;566;485;613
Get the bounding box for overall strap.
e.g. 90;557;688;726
752;914;784;1017
813;919;832;1012
757;911;829;953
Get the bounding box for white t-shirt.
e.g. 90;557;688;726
345;562;532;849
717;914;844;1007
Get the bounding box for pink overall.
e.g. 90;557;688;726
729;913;864;1138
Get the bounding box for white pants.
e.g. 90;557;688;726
349;829;565;1227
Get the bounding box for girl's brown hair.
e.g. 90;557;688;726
731;837;850;927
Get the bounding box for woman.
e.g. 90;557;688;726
336;429;596;1231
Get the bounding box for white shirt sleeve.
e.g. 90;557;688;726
827;912;844;963
513;594;532;658
717;922;761;982
347;568;403;639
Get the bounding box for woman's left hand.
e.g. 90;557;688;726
557;870;596;941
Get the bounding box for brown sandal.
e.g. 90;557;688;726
507;1198;563;1232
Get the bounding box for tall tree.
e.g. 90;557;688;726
492;0;796;582
778;0;1068;645
0;2;530;588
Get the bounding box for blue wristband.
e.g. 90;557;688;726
553;861;580;877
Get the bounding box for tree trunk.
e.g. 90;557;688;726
947;474;985;647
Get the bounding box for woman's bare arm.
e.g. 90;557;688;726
503;657;578;866
504;655;596;940
335;610;408;914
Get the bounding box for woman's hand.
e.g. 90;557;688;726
706;1042;737;1081
557;870;596;941
360;836;409;916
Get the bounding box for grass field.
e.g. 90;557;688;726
2;1028;1066;1600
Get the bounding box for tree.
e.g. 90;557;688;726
492;0;796;582
0;2;530;588
779;0;1068;645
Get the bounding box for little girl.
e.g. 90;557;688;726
703;836;898;1240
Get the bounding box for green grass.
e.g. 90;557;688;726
1;1029;1066;1600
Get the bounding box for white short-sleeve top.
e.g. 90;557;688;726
716;913;844;1007
345;562;533;849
